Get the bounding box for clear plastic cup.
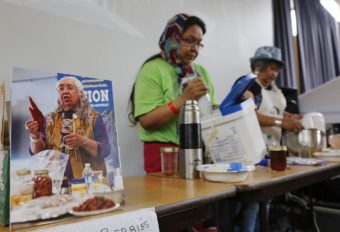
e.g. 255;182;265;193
160;147;179;176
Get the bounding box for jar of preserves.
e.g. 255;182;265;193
32;169;52;199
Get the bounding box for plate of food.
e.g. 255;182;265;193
69;196;120;217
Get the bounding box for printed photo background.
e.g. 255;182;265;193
10;67;124;227
57;73;121;171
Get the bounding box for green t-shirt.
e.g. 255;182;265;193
134;57;217;144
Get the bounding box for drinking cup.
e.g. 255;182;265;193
269;146;287;171
160;147;179;176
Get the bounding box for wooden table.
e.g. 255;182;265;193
235;163;340;201
3;163;340;232
125;175;235;231
1;175;235;232
234;163;340;232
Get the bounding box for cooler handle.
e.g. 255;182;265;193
219;74;256;115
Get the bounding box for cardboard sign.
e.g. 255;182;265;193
38;208;159;232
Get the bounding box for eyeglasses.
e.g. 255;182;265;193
57;85;77;93
181;37;204;49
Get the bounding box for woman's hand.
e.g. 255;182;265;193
25;119;46;154
291;114;303;120
63;133;85;149
283;111;303;120
139;77;209;131
282;117;304;132
282;112;304;132
25;119;41;139
64;133;98;157
182;77;208;101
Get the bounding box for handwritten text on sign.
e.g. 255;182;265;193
38;208;159;232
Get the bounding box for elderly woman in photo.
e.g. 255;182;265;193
25;76;110;179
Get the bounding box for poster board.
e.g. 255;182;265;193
10;68;124;229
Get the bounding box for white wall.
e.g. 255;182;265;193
299;76;340;124
0;0;273;176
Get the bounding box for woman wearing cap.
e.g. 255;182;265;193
246;46;303;144
128;13;218;173
230;46;304;232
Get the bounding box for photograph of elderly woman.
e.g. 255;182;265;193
10;67;124;226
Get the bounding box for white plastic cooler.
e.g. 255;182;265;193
201;74;266;165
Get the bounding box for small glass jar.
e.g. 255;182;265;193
32;169;52;199
16;169;32;183
160;147;179;176
11;169;33;209
269;146;288;171
68;178;87;198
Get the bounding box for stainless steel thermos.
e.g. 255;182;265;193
179;100;203;179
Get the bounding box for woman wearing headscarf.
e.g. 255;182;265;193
129;13;218;173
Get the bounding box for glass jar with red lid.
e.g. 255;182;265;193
32;169;52;199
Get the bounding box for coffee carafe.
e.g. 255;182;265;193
179;100;203;179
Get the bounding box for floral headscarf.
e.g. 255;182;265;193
158;13;195;81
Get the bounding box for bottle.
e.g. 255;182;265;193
197;93;213;118
264;134;277;156
82;163;94;194
180;72;213;117
179;100;203;179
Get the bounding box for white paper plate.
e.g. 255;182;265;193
313;149;340;157
11;195;78;223
287;157;327;166
69;203;120;217
197;164;254;183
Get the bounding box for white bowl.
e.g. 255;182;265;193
196;164;253;183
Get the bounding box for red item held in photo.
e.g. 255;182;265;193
29;96;44;132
